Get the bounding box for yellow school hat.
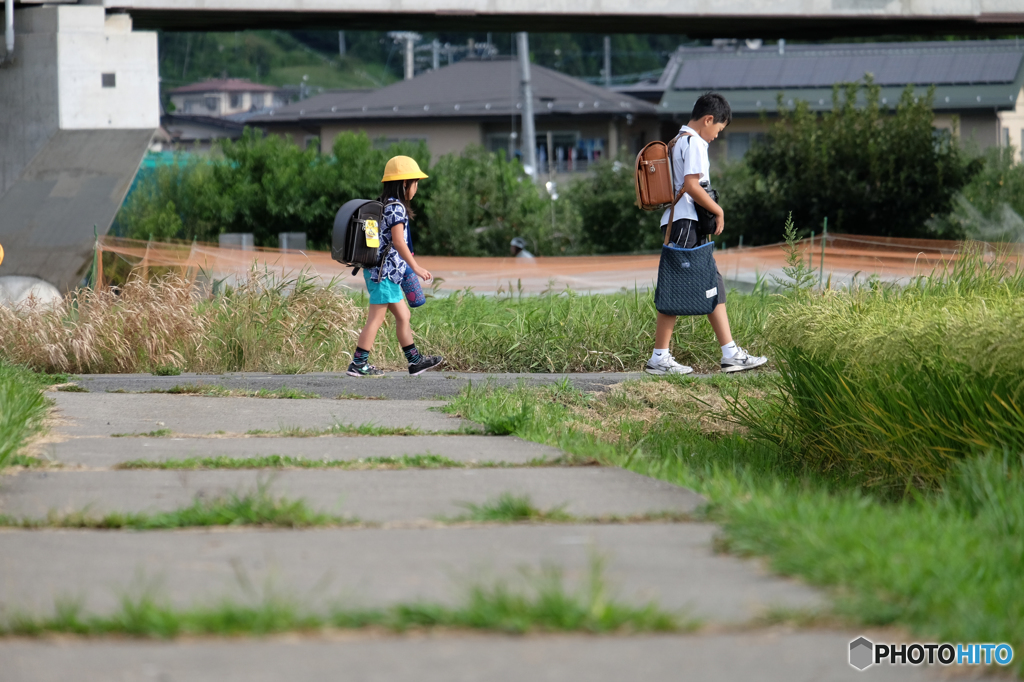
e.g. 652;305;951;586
0;242;4;267
381;156;428;182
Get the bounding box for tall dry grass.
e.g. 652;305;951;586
0;271;363;374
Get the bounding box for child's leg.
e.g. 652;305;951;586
706;304;733;347
356;304;390;350
654;312;677;349
387;299;413;347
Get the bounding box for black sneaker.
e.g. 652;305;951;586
408;355;444;376
346;362;385;377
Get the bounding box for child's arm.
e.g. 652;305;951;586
391;223;432;282
682;174;724;235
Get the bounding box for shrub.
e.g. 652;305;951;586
420;146;568;256
115;130;429;250
727;78;981;244
932;147;1024;242
566;157;662;253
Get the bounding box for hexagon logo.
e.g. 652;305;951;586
850;637;874;670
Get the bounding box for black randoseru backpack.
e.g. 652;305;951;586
332;199;386;271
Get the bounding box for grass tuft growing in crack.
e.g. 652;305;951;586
148;384;321;399
116;454;466;471
0;487;354;529
448;493;573;523
1;557;690;637
0;361;57;468
111;428;173;438
244;423;482;437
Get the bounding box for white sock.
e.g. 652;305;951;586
650;348;669;364
721;341;739;359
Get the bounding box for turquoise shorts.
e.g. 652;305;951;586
364;270;404;305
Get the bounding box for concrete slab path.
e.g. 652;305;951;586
0;524;820;621
0;468;703;520
50;393;465;437
0;373;948;680
72;372;649;400
42;435;562;468
0;632;977;682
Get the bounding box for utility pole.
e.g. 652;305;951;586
389;32;420;80
404;34;415;79
603;36;612;88
338;31;346;57
517;32;538;180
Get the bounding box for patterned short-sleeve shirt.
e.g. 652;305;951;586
368;200;410;285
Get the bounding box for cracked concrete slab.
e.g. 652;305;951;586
41;436;564;468
0;468;702;521
49;393;469;437
0;524;821;623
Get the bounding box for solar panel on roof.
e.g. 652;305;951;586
707;58;748;89
673;60;707;89
982;52;1024;83
878;54;922;85
809;56;850;87
916;53;957;85
946;52;989;84
741;58;785;88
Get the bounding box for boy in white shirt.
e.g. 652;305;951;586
646;93;768;375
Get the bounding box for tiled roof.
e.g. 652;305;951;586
250;59;658;123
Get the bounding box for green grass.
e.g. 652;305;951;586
444;379;1024;675
151;365;182;376
0;362;57;468
448;493;573;523
6;454;49;468
116;454;465;470
2;557;687;638
110;428;173;438
149;384;320;399
0;487;353;529
56;384;88;393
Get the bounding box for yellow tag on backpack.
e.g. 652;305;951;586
363;220;380;248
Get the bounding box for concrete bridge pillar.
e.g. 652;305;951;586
0;5;157;292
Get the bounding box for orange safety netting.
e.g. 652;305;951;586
95;234;1023;295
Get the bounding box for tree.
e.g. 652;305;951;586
725;78;981;244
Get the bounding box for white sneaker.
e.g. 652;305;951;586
721;347;768;373
645;355;694;375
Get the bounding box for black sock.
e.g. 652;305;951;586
402;344;423;365
353;347;370;365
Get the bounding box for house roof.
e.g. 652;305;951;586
660;40;1024;115
169;79;281;95
250;59;659;124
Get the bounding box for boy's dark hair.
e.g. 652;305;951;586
691;92;732;125
378;179;416;219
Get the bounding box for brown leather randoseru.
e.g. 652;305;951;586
634;134;690;246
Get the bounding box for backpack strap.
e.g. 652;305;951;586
664;133;693;246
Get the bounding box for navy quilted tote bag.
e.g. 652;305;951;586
654;240;719;317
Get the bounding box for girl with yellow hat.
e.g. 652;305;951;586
347;156;444;377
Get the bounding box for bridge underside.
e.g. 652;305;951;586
124;10;1024;37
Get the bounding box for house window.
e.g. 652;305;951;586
252;93;265;108
204;97;218;113
230;94;242;108
101;73;116;88
184;98;203;113
726;132;764;161
304;136;319;152
1002;127;1011;148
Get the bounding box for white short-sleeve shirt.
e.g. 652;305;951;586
660;125;710;227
